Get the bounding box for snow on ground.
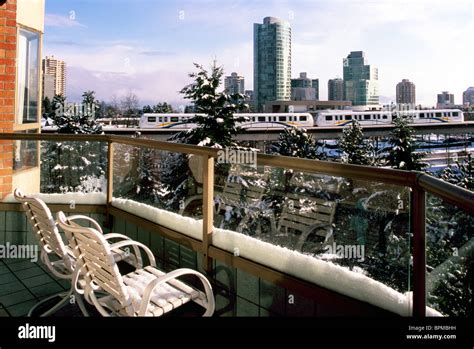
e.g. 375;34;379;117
110;198;442;317
4;192;106;205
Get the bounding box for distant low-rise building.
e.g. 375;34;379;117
328;78;344;101
437;91;454;108
244;90;254;104
396;79;416;105
224;72;245;95
462;87;474;106
291;72;319;101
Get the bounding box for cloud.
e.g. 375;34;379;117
45;13;87;28
139;51;175;56
67;67;190;106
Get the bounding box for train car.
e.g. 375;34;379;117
139;113;313;129
237;113;313;129
139;113;197;129
315;110;393;127
315;109;464;127
398;109;464;124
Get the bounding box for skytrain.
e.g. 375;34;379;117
315;109;464;127
138;109;465;129
139;113;314;129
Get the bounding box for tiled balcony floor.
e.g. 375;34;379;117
0;258;214;317
0;258;70;316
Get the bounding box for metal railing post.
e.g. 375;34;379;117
202;155;214;274
411;186;426;317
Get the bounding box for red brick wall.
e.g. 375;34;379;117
0;0;17;199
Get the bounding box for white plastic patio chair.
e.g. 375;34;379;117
57;211;215;317
14;189;140;317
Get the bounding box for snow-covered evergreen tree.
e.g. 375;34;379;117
441;153;473;191
386;117;427;171
179;62;249;147
41;91;106;193
271;127;325;160
159;152;190;211
338;120;374;165
50;92;102;134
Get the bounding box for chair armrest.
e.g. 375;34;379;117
103;233;134;241
109;240;156;269
138;268;215;317
67;215;103;234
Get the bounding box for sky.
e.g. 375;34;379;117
43;0;473;107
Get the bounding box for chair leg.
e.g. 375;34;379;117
28;288;73;317
75;292;90;317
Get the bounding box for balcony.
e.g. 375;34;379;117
0;133;473;317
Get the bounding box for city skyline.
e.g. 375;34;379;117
43;0;473;107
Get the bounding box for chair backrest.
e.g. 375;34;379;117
280;193;337;233
56;211;133;314
217;165;267;209
14;189;72;271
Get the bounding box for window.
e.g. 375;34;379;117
13;130;39;171
170;117;179;122
16;29;40;125
258;116;266;122
345;115;352;120
147;117;157;123
364;115;370;120
159;117;163;122
452;112;458;117
279;116;286;122
164;117;168;122
300;115;307;121
436;112;442;117
419;113;425;118
377;115;381;119
325;115;333;121
382;115;388;119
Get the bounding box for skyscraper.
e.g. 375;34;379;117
343;51;378;106
328;78;344;101
437;91;454;108
224;72;245;95
462;87;474;106
291;72;319;101
42;55;66;99
254;17;292;111
396;79;416;104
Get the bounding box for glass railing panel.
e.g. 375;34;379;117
1;139;108;203
213;160;413;299
426;193;473;316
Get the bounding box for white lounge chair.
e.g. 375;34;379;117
271;193;337;252
14;189;139;316
57;211;215;317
